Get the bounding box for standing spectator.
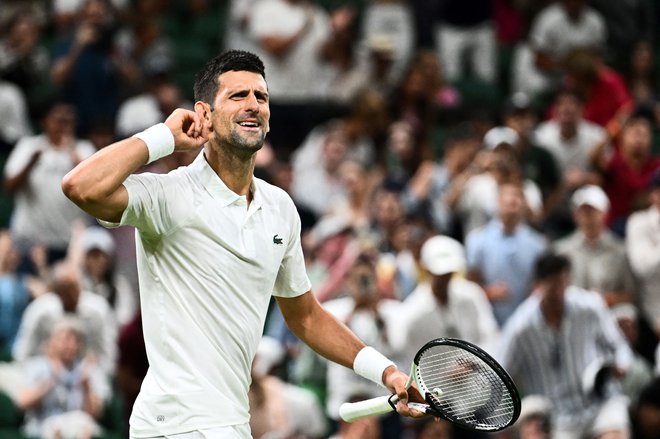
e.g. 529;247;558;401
3;102;95;265
465;183;546;326
527;0;606;91
590;106;660;236
12;262;118;374
395;235;499;363
50;0;136;136
626;170;660;336
554;185;636;307
433;0;496;84
16;317;111;439
498;253;633;439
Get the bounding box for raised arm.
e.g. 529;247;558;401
62;109;207;222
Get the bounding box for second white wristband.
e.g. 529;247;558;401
133;123;175;164
353;346;396;387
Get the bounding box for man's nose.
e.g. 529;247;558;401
244;93;260;111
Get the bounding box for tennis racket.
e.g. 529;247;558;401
339;338;521;432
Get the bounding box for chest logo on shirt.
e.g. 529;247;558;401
273;234;283;245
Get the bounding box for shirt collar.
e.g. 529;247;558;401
190;151;263;210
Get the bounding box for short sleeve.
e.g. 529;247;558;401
4;137;40;178
528;9;554;52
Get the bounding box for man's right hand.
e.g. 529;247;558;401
165;109;209;151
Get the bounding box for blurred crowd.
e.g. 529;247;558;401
0;0;660;438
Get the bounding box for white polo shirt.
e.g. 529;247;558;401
106;152;311;437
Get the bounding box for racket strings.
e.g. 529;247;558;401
417;346;516;429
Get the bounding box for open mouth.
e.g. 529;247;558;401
237;121;260;130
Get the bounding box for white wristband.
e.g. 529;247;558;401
133;123;175;164
353;346;396;387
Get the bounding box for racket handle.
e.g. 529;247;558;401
339;395;395;422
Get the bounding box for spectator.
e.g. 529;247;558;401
433;0;496;84
527;0;606;91
75;226;137;326
15;317;111;439
3;102;95;266
625;170;660;336
322;253;400;420
249;336;327;438
0;80;32;152
498;252;633;439
401;122;480;235
0;8;50;112
50;0;136;136
590;106;660;235
624;40;659;105
514;395;553;439
465;183;546;326
0;230;31;355
554;185;636;307
12;262;118;374
395;235;499;363
611;304;654;403
563;48;633;128
450;127;543;234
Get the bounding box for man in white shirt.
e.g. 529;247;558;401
625;171;660;336
396;235;499;362
62;50;420;439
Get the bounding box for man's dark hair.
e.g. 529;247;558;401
193;50;266;104
534;252;571;282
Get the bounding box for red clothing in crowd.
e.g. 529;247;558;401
582;67;633;127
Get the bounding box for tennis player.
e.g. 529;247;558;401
62;50;420;438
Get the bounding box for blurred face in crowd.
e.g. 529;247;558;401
631;40;654;76
81;0;112;27
322;129;348;174
563;0;587;20
338;160;367;198
371;189;404;229
505;110;536;141
540;268;570;304
555;93;582;129
497;184;526;226
0;231;20;274
573;204;605;241
621;118;652;161
347;258;379;308
43;104;76;146
7;13;40;52
48;326;83;367
84;248;112;280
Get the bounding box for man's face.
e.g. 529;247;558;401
555;94;582;127
621;118;652;160
573;204;605;238
498;184;525;222
206;70;270;156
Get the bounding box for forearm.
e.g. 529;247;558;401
51;45;84;85
4;154;39;193
16;381;52;410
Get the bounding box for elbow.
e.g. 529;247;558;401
61;170;95;205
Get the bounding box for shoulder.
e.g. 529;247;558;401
450;277;487;300
255;177;298;213
534;4;563;25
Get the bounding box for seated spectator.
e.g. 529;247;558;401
625;170;660;336
249;336;327;439
590;106;660;236
12;262;117;374
395;235;499;363
74;226;137;326
16;317;111;439
554;185;636;306
498;253;633;439
450;127;543;234
3;102;95;267
322;253;400;420
0;230;30;356
465;183;546;326
401;122;480;235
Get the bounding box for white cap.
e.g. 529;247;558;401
518;395;552;422
420;235;466;276
571;185;610;212
81;226;116;255
483;126;519;150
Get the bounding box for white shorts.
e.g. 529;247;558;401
130;424;251;439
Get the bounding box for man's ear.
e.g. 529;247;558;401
194;101;213;128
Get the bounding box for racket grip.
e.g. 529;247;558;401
339;395;395;422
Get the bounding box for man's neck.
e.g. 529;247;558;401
559;122;578;140
540;296;564;330
204;146;256;200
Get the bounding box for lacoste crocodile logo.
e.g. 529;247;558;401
273;234;283;245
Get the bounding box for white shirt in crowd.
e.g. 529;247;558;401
535;119;605;174
12;291;118;374
393;276;500;361
104;152;311;437
4;135;95;251
626;205;660;332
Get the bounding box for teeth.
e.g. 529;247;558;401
239;122;258;127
